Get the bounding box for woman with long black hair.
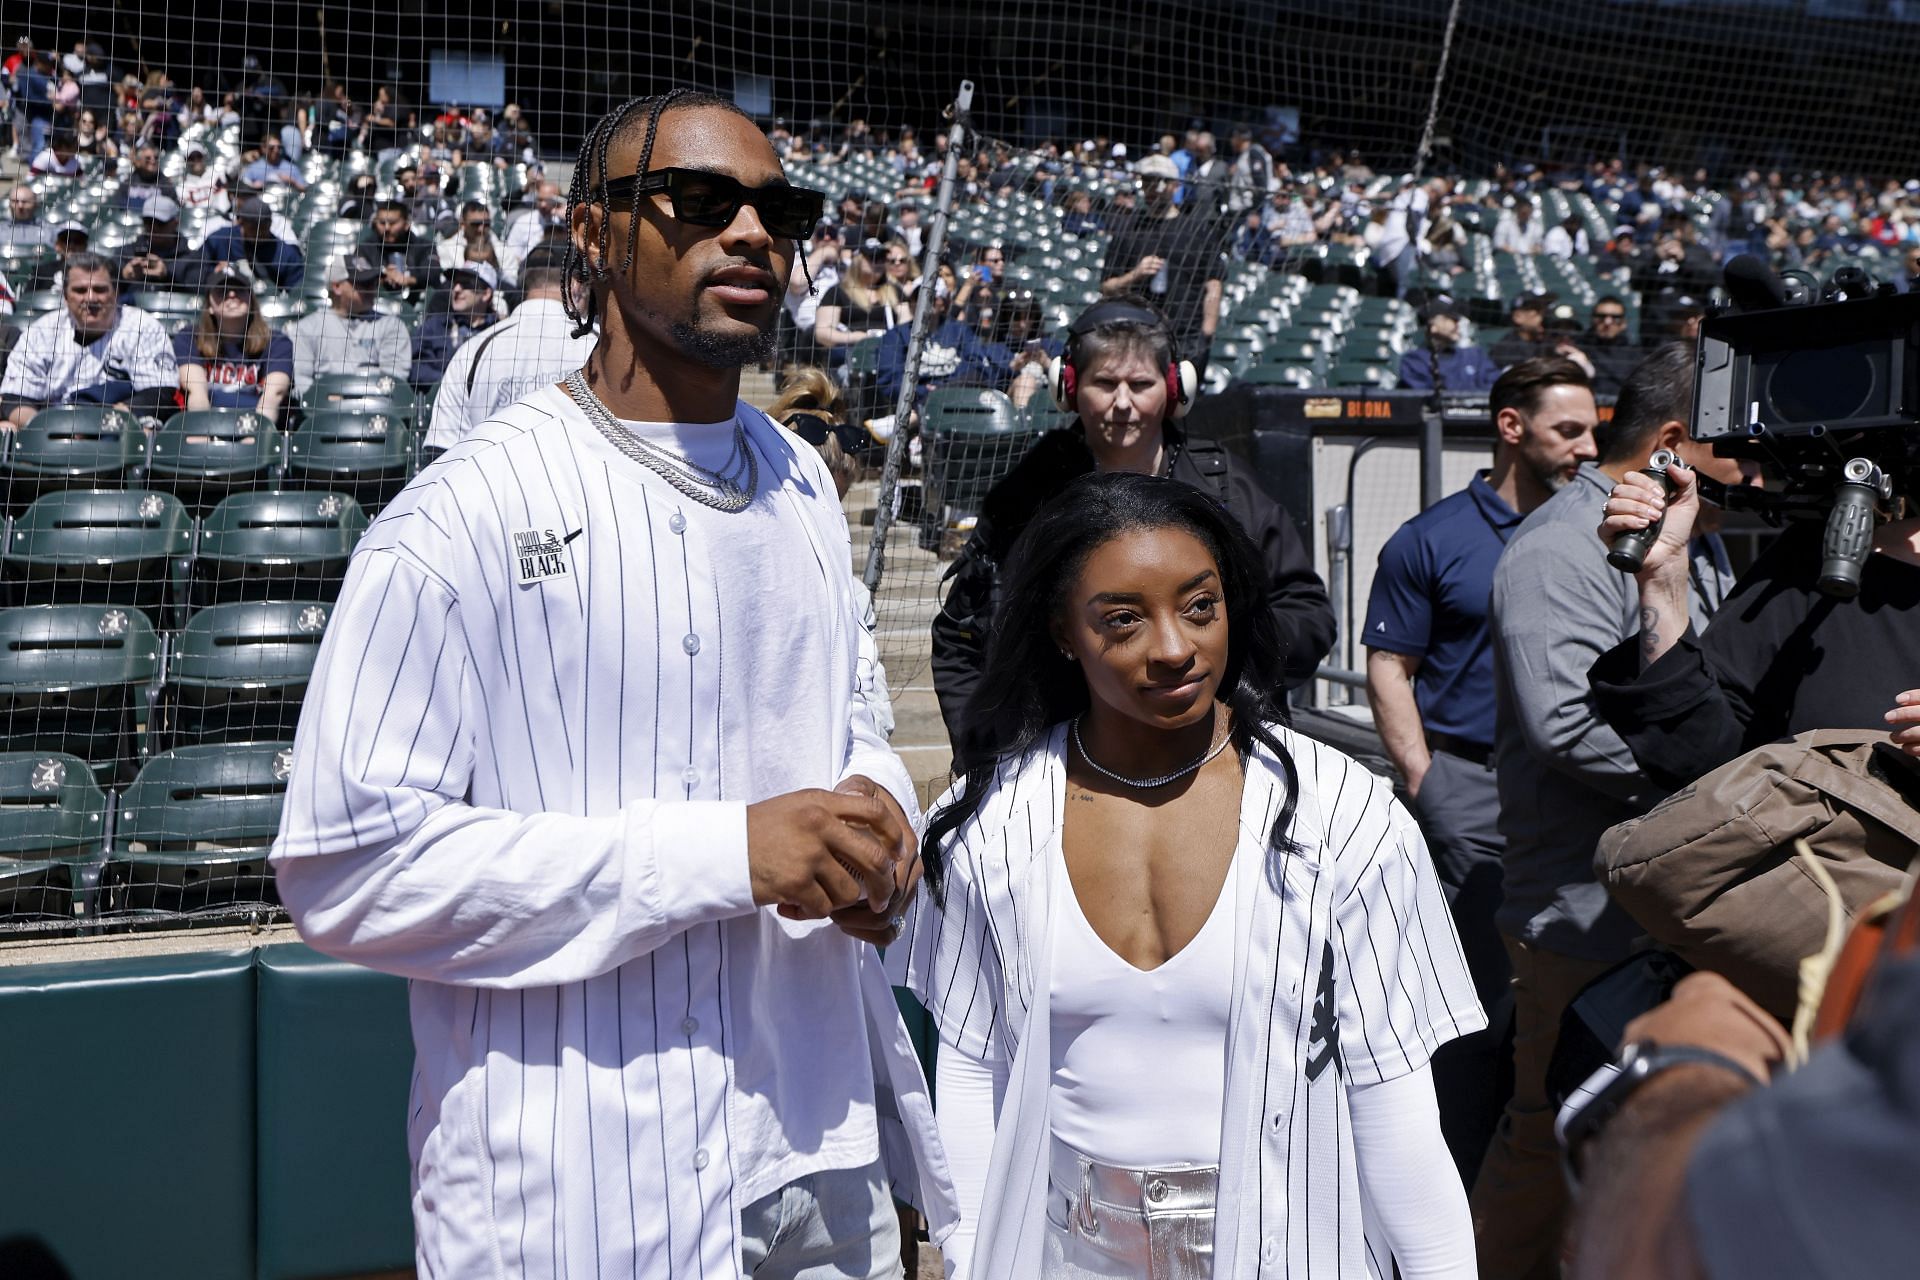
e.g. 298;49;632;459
901;472;1482;1278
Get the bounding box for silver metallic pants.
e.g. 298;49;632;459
1042;1137;1218;1279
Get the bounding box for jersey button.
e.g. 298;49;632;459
682;633;701;655
668;512;687;534
681;767;700;788
693;1148;710;1170
1261;1239;1279;1264
680;1016;699;1035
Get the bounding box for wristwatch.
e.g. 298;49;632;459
1558;1040;1761;1187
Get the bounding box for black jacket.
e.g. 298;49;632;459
1589;522;1920;790
930;426;1336;764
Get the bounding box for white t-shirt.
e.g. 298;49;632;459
176;168;229;212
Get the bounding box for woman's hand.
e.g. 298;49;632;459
1885;689;1920;757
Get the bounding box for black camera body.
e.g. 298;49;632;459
1689;268;1920;597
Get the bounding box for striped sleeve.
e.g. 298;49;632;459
903;810;1009;1066
1329;769;1487;1086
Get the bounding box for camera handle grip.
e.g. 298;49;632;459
1818;459;1882;599
1607;450;1678;574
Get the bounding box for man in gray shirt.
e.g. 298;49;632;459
1;185;52;251
1472;342;1748;1279
288;251;411;396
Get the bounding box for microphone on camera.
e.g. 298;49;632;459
1722;254;1790;313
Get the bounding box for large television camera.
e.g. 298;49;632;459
1689;257;1920;597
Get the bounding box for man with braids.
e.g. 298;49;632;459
271;89;957;1278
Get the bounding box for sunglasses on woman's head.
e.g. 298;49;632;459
600;167;825;240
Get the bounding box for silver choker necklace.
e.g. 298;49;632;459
564;369;758;514
1071;712;1232;789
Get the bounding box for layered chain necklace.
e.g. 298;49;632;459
564;369;758;514
1071;710;1233;790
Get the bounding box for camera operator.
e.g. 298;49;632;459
1591;420;1920;793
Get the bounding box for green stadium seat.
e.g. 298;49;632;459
300;372;419;422
190;490;367;607
1;489;192;619
1328;362;1399;389
285;410;415;513
105;742;291;914
4;406;145;512
126;290;203;318
0;750;106;918
921;387;1033;521
155;600;330;750
0;604;160;782
148;409;284;514
1238;363;1317;388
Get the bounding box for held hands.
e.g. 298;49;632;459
743;776;920;945
1885;690;1920;757
1597;460;1699;579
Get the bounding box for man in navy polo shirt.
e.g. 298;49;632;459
1362;355;1599;1181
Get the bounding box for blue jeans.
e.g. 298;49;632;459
27;116;50;161
739;1159;902;1279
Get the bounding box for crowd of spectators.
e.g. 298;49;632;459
0;32;567;428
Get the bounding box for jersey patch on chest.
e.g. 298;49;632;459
511;526;577;585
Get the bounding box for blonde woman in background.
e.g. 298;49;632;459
815;238;912;367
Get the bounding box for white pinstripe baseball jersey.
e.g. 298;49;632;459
424;300;598;451
900;724;1485;1278
271;385;955;1278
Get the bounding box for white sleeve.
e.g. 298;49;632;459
270;544;760;989
934;1043;1006;1280
0;321;52;400
1350;1066;1475;1279
426;331;477;449
1327;768;1486;1084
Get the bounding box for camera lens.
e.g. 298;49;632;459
1766;346;1878;424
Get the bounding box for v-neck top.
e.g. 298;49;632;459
1048;835;1240;1168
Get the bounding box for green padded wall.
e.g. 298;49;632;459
254;944;414;1280
0;949;257;1280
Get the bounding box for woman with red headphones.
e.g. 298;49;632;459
931;298;1336;766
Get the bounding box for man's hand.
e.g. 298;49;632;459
1621;971;1792;1085
1134;254;1166;282
1597;459;1699;580
745;786;906;921
825;775;922;946
1885;689;1920;757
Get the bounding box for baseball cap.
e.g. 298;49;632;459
142;195;180;223
205;264;253;293
234;194;272;222
1419;298;1462;322
328;252;381;287
856;237;889;263
1135;155;1180;182
447;261;498;290
54;221;90;241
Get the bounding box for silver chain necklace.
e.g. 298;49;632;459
1071;712;1232;789
564;369;758;514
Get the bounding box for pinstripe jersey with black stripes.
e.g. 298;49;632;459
898;725;1486;1277
271;385;948;1278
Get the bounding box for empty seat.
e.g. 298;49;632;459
921;388;1034;522
0;750;107;918
1238;364;1317;388
0;604;160;782
285;410;414;513
155;600;330;750
147;409;284;514
302;373;419;422
1;489;191;620
104;742;291;914
5;406;145;513
1328;362;1399;389
190;490;367;607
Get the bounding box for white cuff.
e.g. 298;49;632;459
642;800;756;926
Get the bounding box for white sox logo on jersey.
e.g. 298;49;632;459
511;527;578;585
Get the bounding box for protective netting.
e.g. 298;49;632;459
5;0;1920;931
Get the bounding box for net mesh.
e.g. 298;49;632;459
4;0;1920;932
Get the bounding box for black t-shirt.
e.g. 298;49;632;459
1102;209;1229;362
818;283;896;336
1590;521;1920;789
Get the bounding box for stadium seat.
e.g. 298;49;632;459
921;387;1032;522
1;489;192;620
126;290;204;318
190;490;367;607
0;750;107;918
4;406;146;513
154;600;330;750
300;372;420;423
284;410;415;513
104;742;291;914
147;409;285;514
0;604;161;782
1328;362;1399;389
1238;363;1317;388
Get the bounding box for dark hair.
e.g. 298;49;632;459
922;472;1302;896
1601;341;1695;464
561;89;757;338
1593;293;1627;313
375;199;408;217
61;250;114;281
1489;355;1591;422
460;199;488;219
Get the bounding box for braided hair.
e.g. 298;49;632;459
560;88;757;338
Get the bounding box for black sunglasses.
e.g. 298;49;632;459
601;167;825;240
783;411;863;452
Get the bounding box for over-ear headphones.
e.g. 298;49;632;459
1047;298;1196;420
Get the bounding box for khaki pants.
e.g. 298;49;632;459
1468;936;1615;1280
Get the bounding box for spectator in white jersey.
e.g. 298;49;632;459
423;244;595;455
286;251;409;395
434;198;520;290
0;251;177;427
901;472;1482;1277
269;89;954;1277
174;141;228;212
503;178;566;260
